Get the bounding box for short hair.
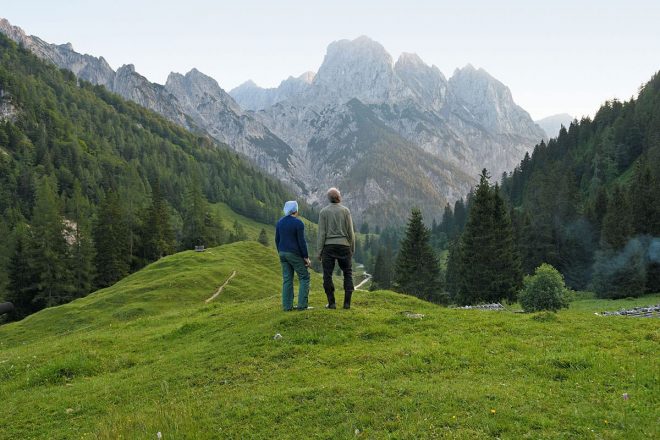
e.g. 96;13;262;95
327;187;341;203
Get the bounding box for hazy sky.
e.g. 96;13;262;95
2;0;659;119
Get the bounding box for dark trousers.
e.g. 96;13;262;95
321;244;354;307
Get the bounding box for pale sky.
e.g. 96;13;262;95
2;0;659;119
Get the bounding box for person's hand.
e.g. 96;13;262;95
304;258;311;267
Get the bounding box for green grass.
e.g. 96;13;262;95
211;202;276;242
1;242;658;439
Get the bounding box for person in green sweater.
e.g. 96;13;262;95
317;188;356;309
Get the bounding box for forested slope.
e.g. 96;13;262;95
0;34;303;318
501;72;660;296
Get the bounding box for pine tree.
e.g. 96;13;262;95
600;185;632;250
0;218;10;300
393;209;443;303
94;191;131;288
454;171;522;304
68;182;96;298
6;223;35;318
141;178;175;260
258;228;269;246
29;177;72;308
371;246;392;290
456;170;495;305
440;203;455;237
445;238;462;298
489;185;523;301
229;220;248;243
630;161;659;235
181;178;209;249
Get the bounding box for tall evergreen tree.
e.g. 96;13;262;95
455;170;521;304
181;177;210;249
6;223;34;318
67;182;96;298
29;177;72;308
94;191;131;288
600;185;632;250
258;228;269;246
489;185;523;301
393;209;443;303
630;161;659;235
0;217;10;300
141;178;175;261
371;246;393;290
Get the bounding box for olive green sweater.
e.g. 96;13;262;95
317;203;356;254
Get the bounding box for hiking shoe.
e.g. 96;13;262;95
343;304;351;309
325;303;336;309
296;306;314;311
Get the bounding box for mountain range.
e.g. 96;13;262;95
0;18;546;225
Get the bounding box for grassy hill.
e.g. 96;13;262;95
0;242;658;439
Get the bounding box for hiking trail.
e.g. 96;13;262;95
205;271;237;303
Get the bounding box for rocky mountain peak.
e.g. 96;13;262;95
394;52;447;110
312;35;402;105
448;64;543;138
118;64;136;73
298;71;315;83
396;52;425;67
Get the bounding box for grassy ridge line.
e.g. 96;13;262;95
0;242;658;439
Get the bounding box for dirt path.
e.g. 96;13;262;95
205;271;237;303
354;272;372;291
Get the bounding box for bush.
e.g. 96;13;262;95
518;264;570;312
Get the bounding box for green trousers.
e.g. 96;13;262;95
279;251;310;310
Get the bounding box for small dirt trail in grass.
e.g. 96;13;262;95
354;272;372;291
205;271;237;303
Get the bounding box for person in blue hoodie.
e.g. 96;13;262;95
275;201;311;311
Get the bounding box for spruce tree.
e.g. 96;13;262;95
630;161;659;235
68;182;96;298
181;178;209;249
489;185;523;301
94;191;131;288
0;218;10;300
454;171;522;304
28;177;73;308
393;209;443;303
601;185;632;250
445;238;462;299
141;178;175;260
258;228;269;246
6;223;35;318
456;170;495;305
229;220;248;243
371;246;392;290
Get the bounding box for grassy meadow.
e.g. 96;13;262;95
0;242;658;439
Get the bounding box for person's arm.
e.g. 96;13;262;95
275;222;280;250
346;210;356;254
317;213;326;259
296;221;309;259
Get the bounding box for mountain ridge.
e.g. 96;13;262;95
0;19;545;225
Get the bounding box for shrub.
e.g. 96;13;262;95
518;264;570;312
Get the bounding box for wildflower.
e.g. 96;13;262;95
604;420;608;425
490;409;496;414
157;432;162;439
622;393;629;400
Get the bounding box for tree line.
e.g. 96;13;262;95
371;71;660;304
